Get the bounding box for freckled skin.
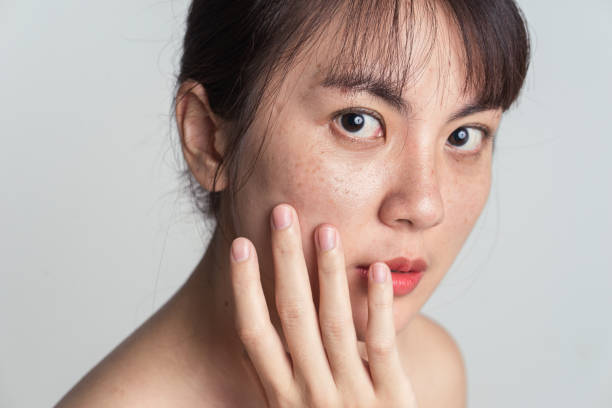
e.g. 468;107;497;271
54;5;510;407
210;6;504;352
224;39;500;344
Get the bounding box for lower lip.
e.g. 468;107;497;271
358;267;424;296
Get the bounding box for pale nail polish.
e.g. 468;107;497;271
272;205;292;230
318;227;336;252
231;238;250;262
372;263;387;283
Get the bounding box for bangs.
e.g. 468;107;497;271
276;0;530;111
178;0;530;220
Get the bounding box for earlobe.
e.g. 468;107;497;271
175;81;228;192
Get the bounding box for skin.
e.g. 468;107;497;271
56;6;503;408
221;51;500;346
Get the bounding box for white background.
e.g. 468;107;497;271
1;1;611;406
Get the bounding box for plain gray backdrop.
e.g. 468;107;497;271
1;1;611;407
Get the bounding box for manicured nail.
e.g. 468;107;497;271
371;263;388;283
272;205;292;230
318;226;336;252
231;238;250;262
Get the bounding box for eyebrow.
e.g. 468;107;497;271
447;103;497;123
320;72;497;122
320;73;410;114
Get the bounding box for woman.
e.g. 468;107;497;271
57;0;529;406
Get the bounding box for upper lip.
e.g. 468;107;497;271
385;257;427;273
359;257;428;273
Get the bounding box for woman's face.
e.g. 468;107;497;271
224;19;502;341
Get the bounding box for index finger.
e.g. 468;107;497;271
230;237;294;395
270;204;335;389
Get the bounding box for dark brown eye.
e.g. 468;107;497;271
334;111;382;140
449;127;470;146
447;126;486;152
341;113;366;132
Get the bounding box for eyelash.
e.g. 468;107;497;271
330;108;494;154
446;124;493;156
330;107;385;142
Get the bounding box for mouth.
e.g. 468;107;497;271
356;257;427;296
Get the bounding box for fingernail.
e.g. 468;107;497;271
371;263;387;283
231;238;250;262
318;226;336;252
272;205;292;230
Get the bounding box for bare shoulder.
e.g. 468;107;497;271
54;299;208;407
397;313;467;408
55;323;185;407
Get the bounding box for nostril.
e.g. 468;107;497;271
397;218;414;226
378;190;444;231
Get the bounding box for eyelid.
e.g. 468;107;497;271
462;123;492;137
446;124;495;155
331;107;386;135
478;125;493;138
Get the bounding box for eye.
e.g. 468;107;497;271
447;126;487;153
332;110;383;140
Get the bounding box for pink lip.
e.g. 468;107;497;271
357;257;428;296
382;257;428;273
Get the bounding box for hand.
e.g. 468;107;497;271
229;203;418;408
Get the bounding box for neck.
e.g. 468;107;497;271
176;226;268;404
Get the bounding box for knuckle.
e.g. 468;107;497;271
319;257;343;276
276;299;306;324
268;384;299;408
336;387;371;408
236;323;265;346
319;315;351;341
231;272;257;292
353;395;377;408
361;396;380;408
367;338;395;357
369;297;392;312
272;238;294;257
271;228;300;255
305;387;339;408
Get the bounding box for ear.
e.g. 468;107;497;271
175;81;228;192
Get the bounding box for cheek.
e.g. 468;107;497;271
410;165;492;317
230;134;381;330
265;145;369;259
261;127;380;223
232;134;353;257
435;165;492;259
234;130;384;285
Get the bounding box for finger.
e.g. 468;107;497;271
316;224;371;391
230;237;294;396
365;262;406;393
270;204;335;389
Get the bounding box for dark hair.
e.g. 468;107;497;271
175;0;530;230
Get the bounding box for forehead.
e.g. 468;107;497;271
285;1;475;114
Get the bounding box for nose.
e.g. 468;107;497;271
378;146;445;231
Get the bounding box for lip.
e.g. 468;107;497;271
357;256;428;296
382;257;428;274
